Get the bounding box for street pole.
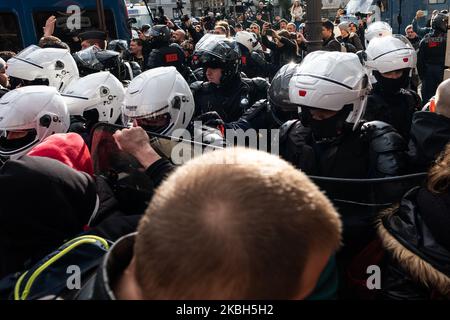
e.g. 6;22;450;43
96;0;107;33
305;0;323;53
397;0;403;34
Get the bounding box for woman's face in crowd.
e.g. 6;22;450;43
349;23;357;33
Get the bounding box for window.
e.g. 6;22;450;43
33;9;117;45
429;0;446;4
0;12;23;52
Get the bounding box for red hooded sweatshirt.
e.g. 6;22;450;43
27;133;94;176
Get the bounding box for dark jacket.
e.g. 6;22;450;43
191;75;269;123
408;35;421;51
0;156;98;278
337;33;363;52
261;34;298;77
377;187;450;299
408;111;450;172
146;42;185;73
75;233;136;300
323;34;343;52
89;158;175;241
366;86;421;140
417;31;447;80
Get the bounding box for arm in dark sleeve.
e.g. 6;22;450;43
187;25;203;44
145;158;175;188
351;34;364;52
416;40;426;80
412;17;430;38
146;49;162;70
261;34;277;51
279;36;296;51
224;100;268;131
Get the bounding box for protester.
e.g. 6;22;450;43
76;147;342;299
378;143;450;299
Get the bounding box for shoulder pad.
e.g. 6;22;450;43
400;89;422;109
251;77;270;91
361;120;395;139
190;81;205;93
362;121;407;153
279;119;301;142
250;51;266;64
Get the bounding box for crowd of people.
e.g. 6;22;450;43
0;5;449;300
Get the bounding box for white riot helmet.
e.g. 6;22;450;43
62;71;125;124
235;31;259;52
122;66;195;158
0;86;70;161
289;51;370;139
6;45;79;92
364;21;392;47
365;35;416;73
365;35;416;92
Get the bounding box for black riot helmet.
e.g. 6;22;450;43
147;25;171;45
432;12;449;33
73;46;131;81
107;39;129;54
193;35;241;86
268;63;300;126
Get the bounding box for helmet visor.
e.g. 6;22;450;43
74;46;102;67
0;129;38;154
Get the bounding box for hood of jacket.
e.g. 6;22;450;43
408;111;450;171
0;156;98;277
377;187;450;296
27;133;94;176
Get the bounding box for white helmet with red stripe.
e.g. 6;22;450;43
364;34;416;74
289;51;370;130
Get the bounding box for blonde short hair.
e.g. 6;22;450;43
135;147;342;299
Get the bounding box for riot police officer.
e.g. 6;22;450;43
145;25;187;78
364;35;421;140
235;31;270;79
219;62;301;132
417;12;448;105
190;35;269;123
279;51;409;261
73;46;134;83
280;51;407;179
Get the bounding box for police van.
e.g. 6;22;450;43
0;0;130;52
126;4;154;29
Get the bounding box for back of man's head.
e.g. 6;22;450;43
435;78;450;118
134;147;342;299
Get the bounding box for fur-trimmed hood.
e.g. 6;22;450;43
377;187;450;297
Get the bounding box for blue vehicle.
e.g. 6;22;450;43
386;0;449;34
346;0;450;34
0;0;130;52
